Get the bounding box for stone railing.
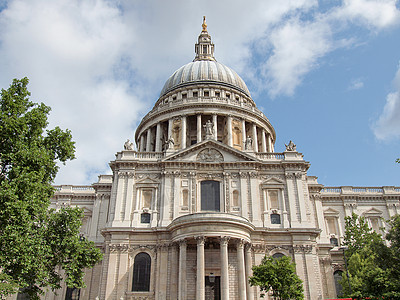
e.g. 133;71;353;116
53;185;95;193
256;153;284;160
116;151;164;161
321;186;400;194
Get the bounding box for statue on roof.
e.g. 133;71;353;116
285;140;296;151
124;139;134;150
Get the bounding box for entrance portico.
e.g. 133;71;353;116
169;213;255;300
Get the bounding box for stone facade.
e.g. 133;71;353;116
14;18;400;300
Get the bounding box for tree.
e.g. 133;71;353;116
249;255;304;300
340;213;400;299
0;78;102;299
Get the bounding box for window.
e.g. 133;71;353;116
271;213;281;224
272;253;285;259
132;252;151;291
203;45;207;54
182;93;187;99
142;189;152;209
65;287;80;300
141;213;150;223
215;91;220;97
334;270;343;297
182;189;189;207
193;91;198;97
232;190;239;207
201;180;220;211
204;91;209;97
226;93;230;99
330;237;338;247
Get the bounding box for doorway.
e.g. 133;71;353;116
205;275;221;300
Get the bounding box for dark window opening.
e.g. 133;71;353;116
132;252;151;291
203;45;207;54
193;91;198;97
204;91;209;97
215;92;220;97
65;287;80;300
191;140;197;145
182;93;187;99
141;213;151;223
334;270;343;298
201;180;220;211
271;213;281;224
330;237;338;247
272;253;285;260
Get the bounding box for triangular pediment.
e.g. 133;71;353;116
135;176;160;184
323;207;340;216
362;207;382;216
262;177;285;185
162;140;258;163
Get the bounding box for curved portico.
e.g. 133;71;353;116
169;213;254;300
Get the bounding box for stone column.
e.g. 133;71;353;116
146;127;152;151
197;114;202;143
168;119;173;140
245;243;254;300
212;114;218;140
170;243;179;299
181;115;187;149
155;123;161;152
252;124;258;152
227;115;233;147
139;134;145;152
196;236;205;300
241;119;246;150
178;239;187;300
261;129;267;152
220;236;230;300
268;134;274;152
237;239;246;300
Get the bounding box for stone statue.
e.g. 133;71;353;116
285;140;296;151
245;136;253;150
165;137;174;150
203;120;214;139
124;139;134;150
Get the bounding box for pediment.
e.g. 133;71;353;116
323;207;340;216
262;177;285;185
162;140;258;163
362;207;382;216
135;176;160;184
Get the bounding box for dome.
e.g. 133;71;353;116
159;60;251;98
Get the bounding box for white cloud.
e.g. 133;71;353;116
348;78;364;90
373;64;400;140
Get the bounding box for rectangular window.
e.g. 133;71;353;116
268;190;279;210
201;180;220;211
193;91;198;98
142;190;152;209
204;91;209;97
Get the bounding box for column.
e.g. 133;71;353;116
241;119;246;150
178;239;187;300
245;243;254;300
220;236;230;300
196;236;205;300
139;134;145;152
146;128;152;151
197;114;202;143
261;129;267;152
237;239;246;300
252;124;258;152
268;134;274;152
155;123;161;152
168;119;173;139
181;115;187;149
170;244;179;299
212;114;218;140
227;115;233;147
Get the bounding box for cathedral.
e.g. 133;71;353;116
23;18;400;300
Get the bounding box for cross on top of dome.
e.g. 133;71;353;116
194;16;216;62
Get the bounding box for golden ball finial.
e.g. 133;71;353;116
202;16;207;31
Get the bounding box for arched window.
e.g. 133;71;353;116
271;213;281;224
201;180;220;211
141;213;151;223
132;252;151;292
334;270;343;297
330;237;338;247
272;253;285;259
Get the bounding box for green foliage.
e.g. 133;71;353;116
340;213;400;299
249;255;304;300
0;78;102;299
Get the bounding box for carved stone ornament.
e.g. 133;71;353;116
285;140;297;151
197;148;223;162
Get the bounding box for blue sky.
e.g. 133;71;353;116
0;0;399;187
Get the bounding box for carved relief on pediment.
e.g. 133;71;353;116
196;148;224;162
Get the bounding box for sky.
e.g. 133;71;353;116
0;0;399;187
